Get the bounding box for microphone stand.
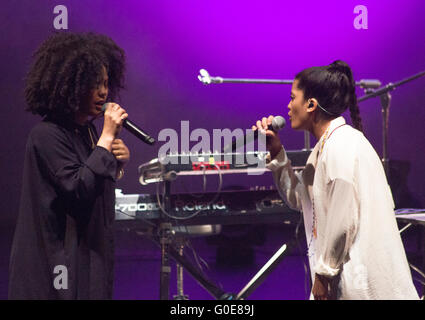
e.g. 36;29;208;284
159;181;173;300
357;70;425;175
198;68;382;152
198;68;425;175
198;68;381;88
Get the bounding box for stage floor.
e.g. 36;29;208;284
0;222;423;300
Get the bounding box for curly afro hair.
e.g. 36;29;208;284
25;32;126;118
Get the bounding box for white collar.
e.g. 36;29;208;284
318;116;346;143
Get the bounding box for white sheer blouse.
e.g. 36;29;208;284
267;116;419;300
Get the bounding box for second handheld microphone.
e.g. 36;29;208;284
102;103;155;145
223;116;286;153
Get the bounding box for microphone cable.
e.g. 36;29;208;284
155;164;223;221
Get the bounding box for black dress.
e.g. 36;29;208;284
8;116;118;299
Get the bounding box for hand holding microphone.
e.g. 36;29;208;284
224;115;285;157
103;103;128;137
252;115;285;159
98;103;155;150
97;103;128;152
97;103;131;176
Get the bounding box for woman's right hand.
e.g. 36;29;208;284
98;103;128;152
252;115;283;160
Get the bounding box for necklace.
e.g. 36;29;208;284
87;125;96;149
307;123;346;258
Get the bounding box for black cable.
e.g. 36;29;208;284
294;212;312;300
155;164;223;220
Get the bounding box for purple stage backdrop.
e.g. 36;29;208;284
0;0;424;300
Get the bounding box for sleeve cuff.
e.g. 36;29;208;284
266;147;289;171
85;146;117;180
314;255;340;278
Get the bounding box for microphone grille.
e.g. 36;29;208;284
272;116;286;131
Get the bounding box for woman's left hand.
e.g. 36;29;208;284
111;139;130;165
312;274;333;300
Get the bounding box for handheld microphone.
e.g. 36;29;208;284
102;103;155;145
223;116;286;153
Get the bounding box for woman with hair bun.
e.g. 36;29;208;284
253;60;418;300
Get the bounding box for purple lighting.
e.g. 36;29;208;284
0;0;424;301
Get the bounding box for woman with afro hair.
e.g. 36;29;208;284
9;32;130;299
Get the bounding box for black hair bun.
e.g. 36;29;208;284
329;60;354;80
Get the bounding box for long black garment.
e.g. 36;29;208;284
8;116;117;299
